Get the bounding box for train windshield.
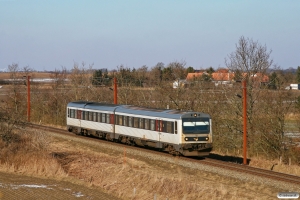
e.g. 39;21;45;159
182;118;210;134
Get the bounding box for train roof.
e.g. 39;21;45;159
115;105;210;119
67;101;210;119
67;101;119;112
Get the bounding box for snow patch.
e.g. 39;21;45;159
11;184;51;190
73;192;84;197
0;182;86;197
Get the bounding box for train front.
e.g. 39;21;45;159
179;112;212;156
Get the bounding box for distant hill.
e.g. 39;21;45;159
267;67;298;74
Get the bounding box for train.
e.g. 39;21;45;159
66;101;213;156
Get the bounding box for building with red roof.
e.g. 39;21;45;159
186;68;269;86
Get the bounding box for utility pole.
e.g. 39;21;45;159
242;80;247;165
27;76;31;122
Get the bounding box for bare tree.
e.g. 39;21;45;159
149;62;164;86
69;62;94;100
223;37;297;159
225;36;273;74
6;63;25;114
21;65;34;79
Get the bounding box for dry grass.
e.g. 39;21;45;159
45;137;281;200
0;129;67;178
0;152;66;178
51;150;272;200
0;129;295;199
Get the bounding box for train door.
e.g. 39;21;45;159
77;110;82;127
110;114;115;134
156;119;163;148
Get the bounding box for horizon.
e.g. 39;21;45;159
0;65;298;74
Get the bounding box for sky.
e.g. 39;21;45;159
0;0;299;71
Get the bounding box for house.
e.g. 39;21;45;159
186;69;269;86
186;68;234;85
249;73;269;83
173;79;187;89
211;69;235;85
186;72;204;80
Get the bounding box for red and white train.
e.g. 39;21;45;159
66;101;213;156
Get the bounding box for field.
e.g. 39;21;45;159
0;72;54;79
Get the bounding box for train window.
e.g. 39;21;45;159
102;113;106;123
115;115;119;125
97;113;101;122
134;117;139;128
174;121;177;134
171;122;174;133
182;118;210;133
81;111;84;120
118;115;123;125
70;109;75;118
67;108;70;117
139;118;144;129
166;122;172;133
85;111;89;121
106;114;110;124
150;119;155;131
89;112;93;121
144;119;149;130
128;117;132;127
74;110;77;118
123;116;127;126
162;121;167;132
93;112;97;122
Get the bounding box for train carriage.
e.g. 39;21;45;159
66;101;212;156
114;105;180;150
67;102;118;138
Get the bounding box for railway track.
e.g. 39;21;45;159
195;158;300;185
28;123;300;187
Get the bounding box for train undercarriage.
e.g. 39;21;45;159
67;126;212;157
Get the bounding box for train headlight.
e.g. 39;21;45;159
206;137;209;141
194;113;197;117
185;137;188;141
